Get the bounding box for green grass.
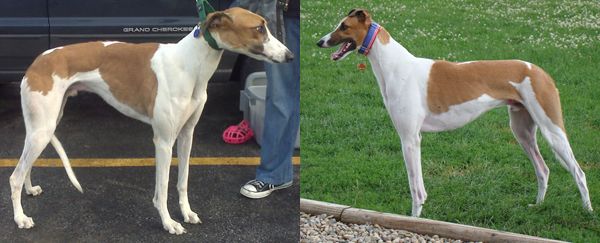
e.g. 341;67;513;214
300;1;600;242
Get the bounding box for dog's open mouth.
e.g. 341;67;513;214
331;41;356;61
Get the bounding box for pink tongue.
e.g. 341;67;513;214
331;42;350;60
330;52;339;59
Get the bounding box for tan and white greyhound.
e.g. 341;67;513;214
317;9;592;217
11;7;292;234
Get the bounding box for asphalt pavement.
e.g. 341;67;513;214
0;82;300;242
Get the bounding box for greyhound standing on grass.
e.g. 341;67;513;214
317;9;592;217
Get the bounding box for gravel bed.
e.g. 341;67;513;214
300;212;480;243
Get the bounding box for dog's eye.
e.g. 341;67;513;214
339;23;347;31
256;26;265;34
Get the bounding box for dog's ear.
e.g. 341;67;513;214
348;9;370;23
203;12;232;31
347;9;356;16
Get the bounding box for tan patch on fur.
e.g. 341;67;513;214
427;60;526;114
98;43;159;117
25;42;159;117
25;72;53;96
427;60;565;131
529;65;565;131
377;27;390;44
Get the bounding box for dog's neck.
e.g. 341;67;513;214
366;33;416;68
173;29;224;81
165;29;224;99
365;30;419;90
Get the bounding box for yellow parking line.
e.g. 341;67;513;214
0;156;300;167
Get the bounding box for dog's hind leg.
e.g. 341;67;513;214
23;168;42;196
537;122;592;211
24;90;71;196
515;75;592;212
11;89;63;228
508;105;549;205
11;131;52;228
538;119;591;211
23;94;69;196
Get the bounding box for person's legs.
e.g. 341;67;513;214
257;16;299;185
241;16;299;198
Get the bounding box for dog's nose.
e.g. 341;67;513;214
284;50;294;62
317;39;324;47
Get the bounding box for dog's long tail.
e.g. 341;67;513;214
50;135;83;193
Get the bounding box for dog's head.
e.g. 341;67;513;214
203;7;293;63
316;9;373;61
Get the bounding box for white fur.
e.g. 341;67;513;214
262;31;292;62
521;60;532;69
422;94;504;132
319;22;592;217
12;11;291;234
102;41;121;46
319;33;332;47
41;47;63;56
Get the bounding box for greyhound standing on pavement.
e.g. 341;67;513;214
11;7;292;234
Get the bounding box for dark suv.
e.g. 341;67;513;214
0;0;262;84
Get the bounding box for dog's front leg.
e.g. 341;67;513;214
400;132;427;217
388;104;428;217
176;95;206;224
176;114;203;224
176;129;201;224
152;135;186;235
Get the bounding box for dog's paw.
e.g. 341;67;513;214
25;185;43;196
163;219;186;235
183;211;202;224
14;215;35;229
584;202;594;212
411;204;423;217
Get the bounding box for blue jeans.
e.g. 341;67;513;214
255;16;299;185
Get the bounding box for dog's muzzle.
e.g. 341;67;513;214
317;39;326;47
284;50;294;62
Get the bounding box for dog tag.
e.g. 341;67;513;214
357;63;367;71
193;27;200;38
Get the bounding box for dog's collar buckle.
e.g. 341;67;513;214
358;22;381;56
